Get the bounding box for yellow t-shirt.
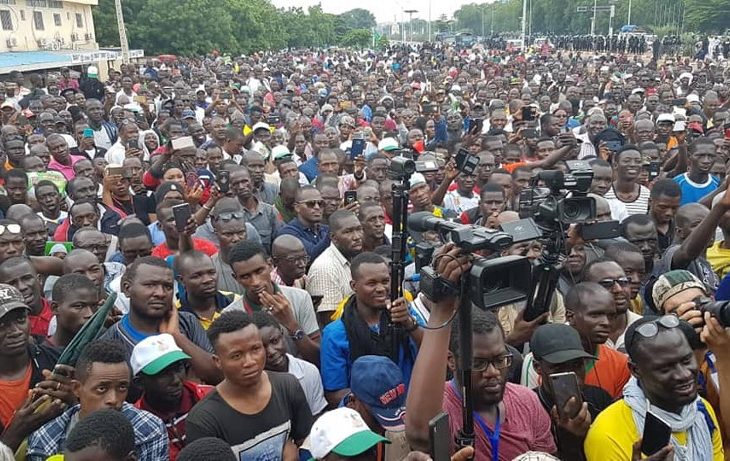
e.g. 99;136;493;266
707;241;730;279
584;398;724;461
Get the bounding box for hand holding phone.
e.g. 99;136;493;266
344;190;357;205
350;138;366;159
217;170;230;194
549;372;582;420
640;412;672;457
429;412;450;461
172;203;192;233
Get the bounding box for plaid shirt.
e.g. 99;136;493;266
27;402;169;461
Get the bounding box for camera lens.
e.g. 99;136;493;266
562;200;582;220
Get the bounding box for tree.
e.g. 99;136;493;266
338;8;376;31
340;28;372;49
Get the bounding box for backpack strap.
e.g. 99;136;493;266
697;399;716;437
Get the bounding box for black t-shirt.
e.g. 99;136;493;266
186;371;313;460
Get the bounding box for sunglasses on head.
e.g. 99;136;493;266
626;315;680;355
0;224;21;235
215;211;245;222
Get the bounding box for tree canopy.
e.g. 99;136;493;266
93;0;374;55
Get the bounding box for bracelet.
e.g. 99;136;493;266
202;204;212;211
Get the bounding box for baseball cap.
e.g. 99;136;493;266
154;181;184;203
673;120;686;132
686;94;701;104
251;122;271;133
87;65;98;78
0;284;30;321
652;270;706;310
656;113;675;124
181;109;196;120
308;408;389;460
272;145;292;160
131;333;191;376
409;172;427;189
350;356;407;431
378;137;399;152
531;324;595;364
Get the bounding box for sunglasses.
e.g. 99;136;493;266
297;200;324;209
215;211;245;222
0;224;21;235
597;277;630;290
626;315;680;354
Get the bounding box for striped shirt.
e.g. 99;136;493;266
307;243;353;313
603;184;651;216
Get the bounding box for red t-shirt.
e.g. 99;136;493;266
151;237;218;259
29;298;54;337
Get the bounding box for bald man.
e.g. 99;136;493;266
271;234;309;289
62;248;106;295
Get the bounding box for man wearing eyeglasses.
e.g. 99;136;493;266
585;315;724;461
277;186;331;261
583;259;643;352
406;244;556;460
271;235;309;290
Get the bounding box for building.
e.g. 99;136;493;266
0;0;142;77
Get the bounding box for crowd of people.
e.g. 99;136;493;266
0;37;728;461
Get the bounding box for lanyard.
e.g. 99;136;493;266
474;408;501;461
450;380;501;460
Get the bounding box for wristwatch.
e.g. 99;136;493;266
290;329;306;341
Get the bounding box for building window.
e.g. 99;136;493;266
33;10;43;29
27;0;44;6
75;12;81;27
48;0;61;7
19;9;24;20
53;12;60;25
0;10;12;30
0;0;16;5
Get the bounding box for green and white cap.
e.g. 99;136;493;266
308;407;389;460
130;333;191;376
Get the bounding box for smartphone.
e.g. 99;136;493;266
647;161;661;180
581;220;621;240
415;160;439;173
429;412;450;461
185;171;199;189
549;372;583;419
522;106;536;121
267;115;280;125
126;138;139;150
641;412;672;456
672;98;687;106
105;166;124;177
422;104;436;115
171;136;195;150
198;174;211;188
455;148;480;176
217;170;230;194
172;203;192;233
468;118;483;134
344;190;358;205
605;140;623;152
523;128;538;139
82;128;94;138
350;138;366;159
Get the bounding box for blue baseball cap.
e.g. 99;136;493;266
350;356;407;431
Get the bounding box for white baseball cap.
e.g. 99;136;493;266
272;145;292;160
308;408;389;460
130;333;190;376
251;122;271;133
656;113;675;124
378;137;399;152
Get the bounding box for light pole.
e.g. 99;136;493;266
521;0;527;45
404;9;418;42
114;0;129;63
590;0;597;36
627;0;632;25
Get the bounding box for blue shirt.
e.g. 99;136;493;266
299;156;319;182
277;218;330;260
319;306;423;393
673;172;720;205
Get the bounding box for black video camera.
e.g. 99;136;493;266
389;155;416;179
694;297;730;327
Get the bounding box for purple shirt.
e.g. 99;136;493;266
48;155;84;180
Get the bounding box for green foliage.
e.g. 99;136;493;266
340;29;372;49
93;0;377;55
339;8;376;31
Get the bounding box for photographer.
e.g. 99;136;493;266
405;244;556;460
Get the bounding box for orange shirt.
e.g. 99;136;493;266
0;364;32;427
585;344;631;399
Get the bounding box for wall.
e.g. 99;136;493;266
0;0;99;53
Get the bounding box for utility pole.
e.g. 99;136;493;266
114;0;129;63
521;0;527;45
491;7;494;35
627;0;632;25
428;0;432;42
404;9;418;42
590;0;597;36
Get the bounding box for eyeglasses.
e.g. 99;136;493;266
297;200;324;209
626;315;680;354
597;277;630;289
278;255;310;264
472;354;513;372
215;211;245;222
0;224;22;235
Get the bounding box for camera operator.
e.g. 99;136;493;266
405;244;557;460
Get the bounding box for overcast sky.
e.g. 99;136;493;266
270;0;491;23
